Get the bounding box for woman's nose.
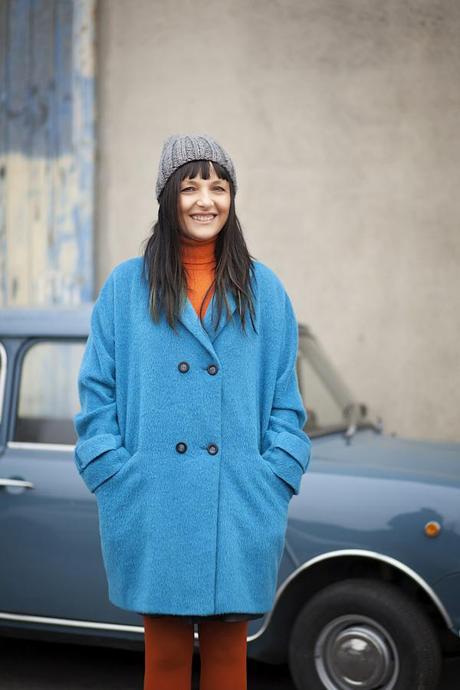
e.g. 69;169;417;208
197;195;213;207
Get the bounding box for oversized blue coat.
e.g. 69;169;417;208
73;256;312;616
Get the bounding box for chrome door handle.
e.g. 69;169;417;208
0;478;35;489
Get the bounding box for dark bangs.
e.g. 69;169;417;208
177;159;232;187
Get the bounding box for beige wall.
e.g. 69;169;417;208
95;0;460;443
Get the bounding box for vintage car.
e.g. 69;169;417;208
0;305;459;690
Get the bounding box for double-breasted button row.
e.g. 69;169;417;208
175;442;219;455
176;360;219;456
177;361;219;375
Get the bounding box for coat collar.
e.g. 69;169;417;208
178;288;238;359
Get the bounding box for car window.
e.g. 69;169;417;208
13;340;86;445
0;342;6;425
298;349;344;432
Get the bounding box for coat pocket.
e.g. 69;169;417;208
93;449;139;495
258;453;294;503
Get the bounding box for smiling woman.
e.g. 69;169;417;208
74;133;311;690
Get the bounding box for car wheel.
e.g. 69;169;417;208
288;578;442;690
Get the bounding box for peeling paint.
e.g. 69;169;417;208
0;0;96;306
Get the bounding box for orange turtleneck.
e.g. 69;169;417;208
180;233;217;318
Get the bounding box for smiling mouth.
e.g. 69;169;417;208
190;214;217;223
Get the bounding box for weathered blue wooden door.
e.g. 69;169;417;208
0;0;96;306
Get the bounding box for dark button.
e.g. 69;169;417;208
207;443;219;455
176;442;187;454
178;361;190;373
207;364;218;375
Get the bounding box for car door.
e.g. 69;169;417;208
0;336;140;627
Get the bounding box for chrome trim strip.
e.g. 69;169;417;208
247;548;456;642
0;611;144;634
0;610;232;645
0;342;7;422
0;561;454;643
7;442;75;452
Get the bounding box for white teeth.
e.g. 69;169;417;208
191;215;216;221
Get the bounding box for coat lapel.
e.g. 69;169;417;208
178;288;238;357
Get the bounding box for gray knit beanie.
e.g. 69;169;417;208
155;133;237;201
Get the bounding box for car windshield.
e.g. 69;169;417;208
298;325;379;437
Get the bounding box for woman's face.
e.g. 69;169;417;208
177;163;231;241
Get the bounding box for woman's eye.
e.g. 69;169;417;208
181;186;226;192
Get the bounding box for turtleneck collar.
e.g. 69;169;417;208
180;233;217;269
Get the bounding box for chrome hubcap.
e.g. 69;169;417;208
314;614;399;689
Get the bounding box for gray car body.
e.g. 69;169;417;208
0;305;459;660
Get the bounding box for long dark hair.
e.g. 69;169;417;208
141;159;258;336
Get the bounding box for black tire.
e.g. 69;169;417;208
288;578;442;690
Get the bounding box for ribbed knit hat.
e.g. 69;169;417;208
155;133;237;201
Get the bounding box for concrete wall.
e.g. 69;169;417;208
95;0;460;443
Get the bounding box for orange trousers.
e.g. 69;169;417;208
143;615;248;690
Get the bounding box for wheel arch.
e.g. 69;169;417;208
248;549;455;664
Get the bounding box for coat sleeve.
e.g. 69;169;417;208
73;270;131;493
261;289;312;496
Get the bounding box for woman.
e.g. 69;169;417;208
73;133;312;690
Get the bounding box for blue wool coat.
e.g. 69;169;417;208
73;256;311;616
